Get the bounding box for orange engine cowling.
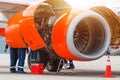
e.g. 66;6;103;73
52;9;111;61
5;10;45;50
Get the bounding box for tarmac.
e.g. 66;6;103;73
0;53;120;80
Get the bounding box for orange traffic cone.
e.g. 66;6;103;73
103;56;115;78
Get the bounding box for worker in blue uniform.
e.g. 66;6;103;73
9;47;28;73
4;44;18;73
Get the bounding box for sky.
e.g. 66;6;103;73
0;0;120;8
64;0;120;14
65;0;120;8
0;0;45;5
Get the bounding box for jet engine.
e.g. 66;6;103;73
52;6;120;61
52;10;111;61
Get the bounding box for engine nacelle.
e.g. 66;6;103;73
52;9;111;61
52;6;120;61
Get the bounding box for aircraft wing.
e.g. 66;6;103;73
0;1;29;22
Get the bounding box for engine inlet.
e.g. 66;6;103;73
67;10;111;60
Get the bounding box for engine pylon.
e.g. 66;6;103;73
103;56;115;78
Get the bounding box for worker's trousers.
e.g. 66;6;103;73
10;47;18;71
17;48;26;72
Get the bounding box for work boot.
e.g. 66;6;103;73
67;63;75;69
10;68;17;73
17;68;26;74
17;71;27;74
